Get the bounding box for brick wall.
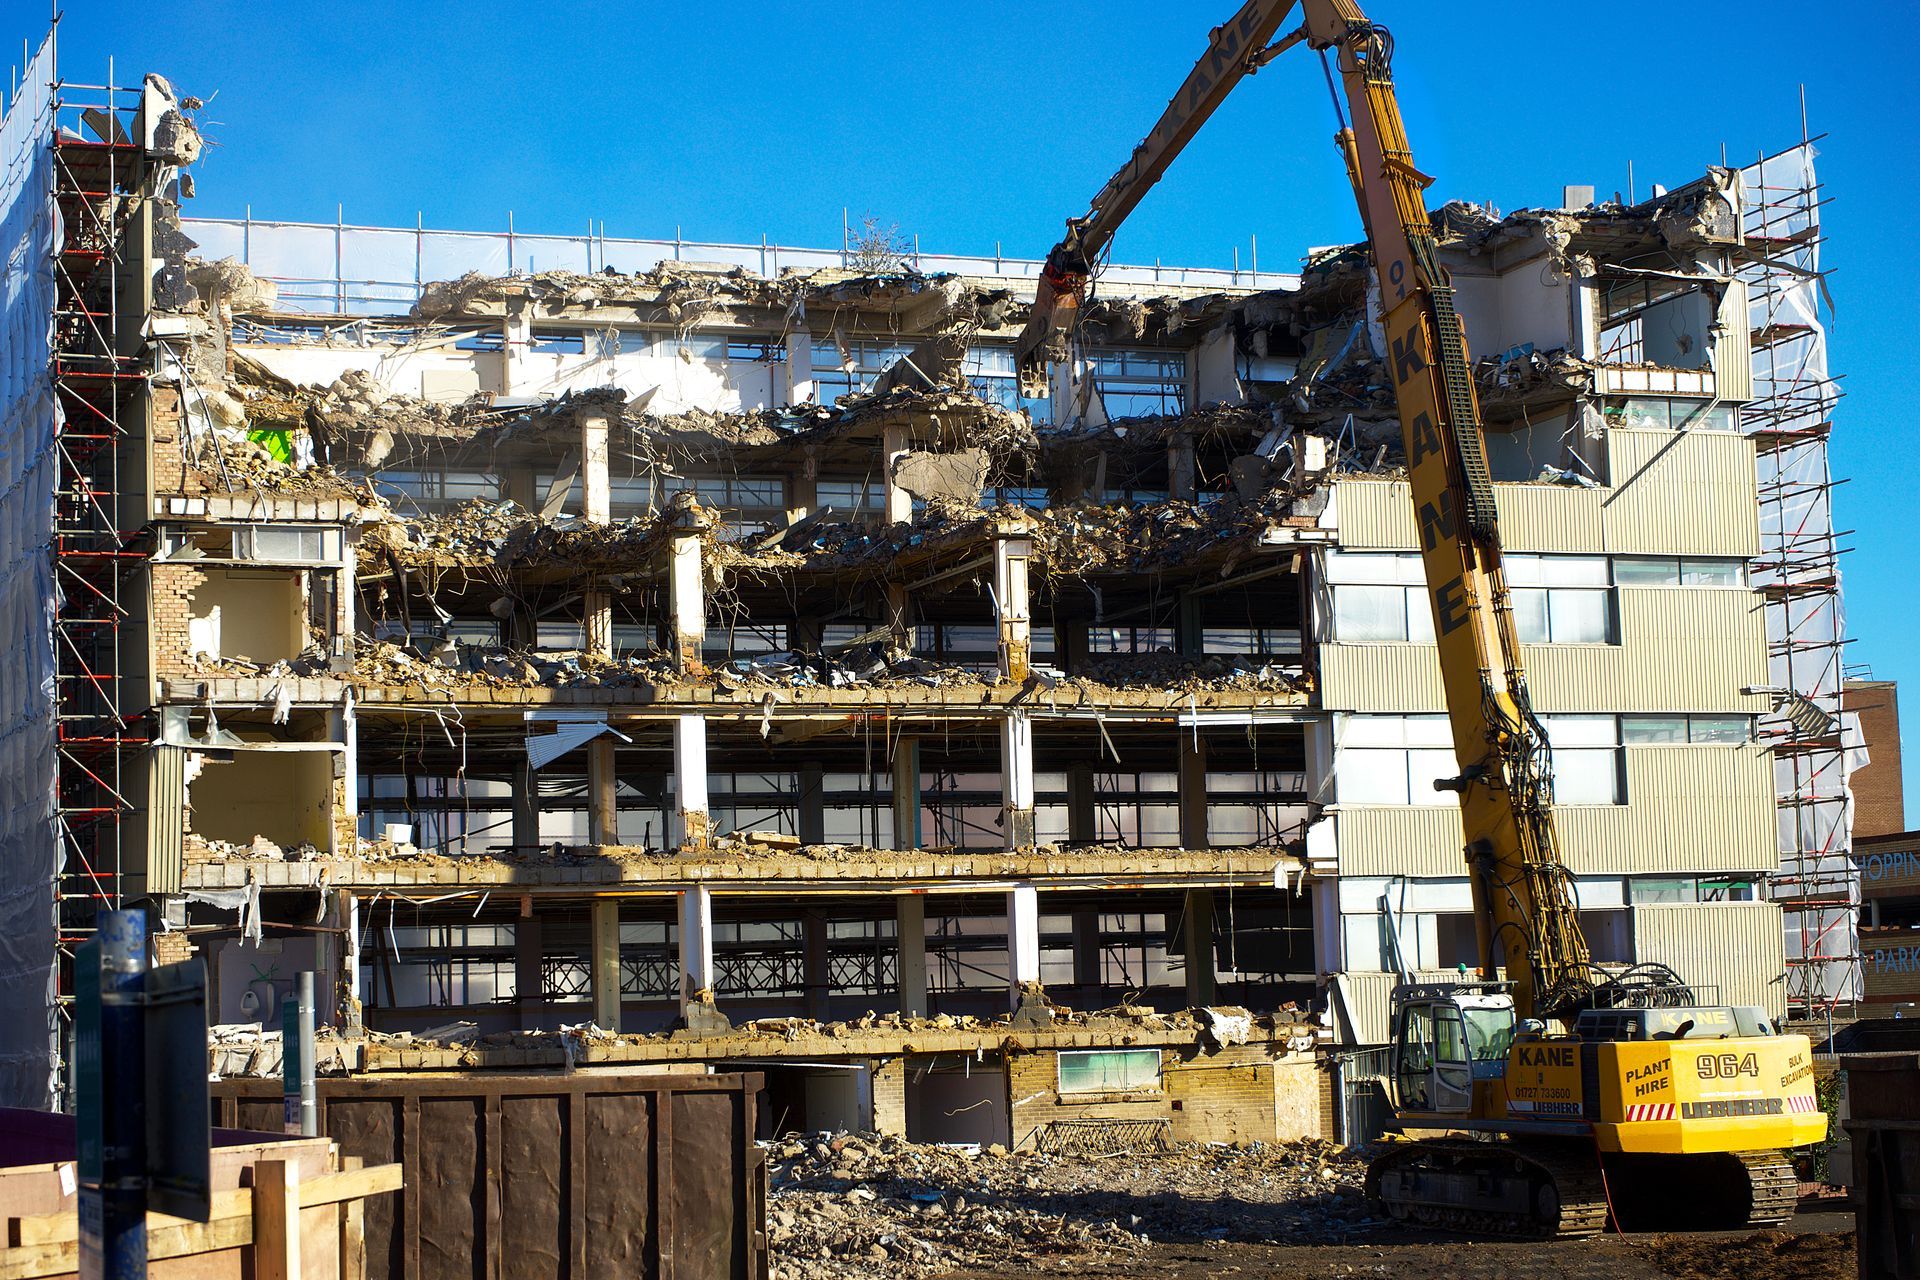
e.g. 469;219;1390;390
149;562;205;678
870;1057;908;1136
149;384;203;503
1847;681;1907;838
1005;1043;1312;1151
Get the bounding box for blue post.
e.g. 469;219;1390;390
78;908;148;1280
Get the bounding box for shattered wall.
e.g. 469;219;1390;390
0;35;62;1108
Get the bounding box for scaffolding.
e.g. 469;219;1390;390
49;59;150;1022
1737;137;1859;1020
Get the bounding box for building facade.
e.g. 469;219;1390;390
0;44;1851;1139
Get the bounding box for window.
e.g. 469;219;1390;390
528;329;587;354
817;478;883;516
1506;555;1613;644
453;330;505;352
1326;551;1434;643
1699;877;1756;902
811;337;916;405
683;475;785;514
1057;1049;1161;1094
1086;347;1187;417
963;345;1052;423
1088;626;1174;654
589;328;656;358
1622;714;1751;745
1633;877;1696;905
1201;627;1302;657
1602;398;1739;432
1335;715;1456;806
370;469;502;511
234;525;342;564
535;470;658;518
726;337;787;364
1539;715;1622;805
1613;556;1746;587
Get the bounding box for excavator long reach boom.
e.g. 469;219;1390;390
1017;0;1598;1022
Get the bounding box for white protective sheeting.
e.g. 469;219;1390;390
1738;144;1859;1006
0;34;63;1108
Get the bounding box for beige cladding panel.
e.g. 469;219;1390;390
1601;430;1760;557
1331;429;1758;557
1631;901;1786;1020
1319;588;1769;714
1335;745;1776;879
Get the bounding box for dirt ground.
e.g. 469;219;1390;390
939;1215;1858;1280
765;1132;1857;1280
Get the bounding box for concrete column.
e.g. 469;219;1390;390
1066;763;1096;845
891;737;920;850
1178;730;1209;850
798;764;826;846
1176;590;1205;656
515;900;544;1030
678;886;730;1032
501;286;531;395
579;405;612;526
1057;620;1090;677
512;761;540;850
667;524;706;673
785;328;814;405
1183;889;1217;1007
674;714;710;848
787;469;819;524
1007;883;1042;1014
591;898;621;1032
896;895;928;1017
588;738;618;847
803;909;831;1020
580;403;616;663
1001;712;1036;849
1167;430;1197;502
1071;909;1101;989
1049;357;1074;429
992;520;1033;684
881;421;913;525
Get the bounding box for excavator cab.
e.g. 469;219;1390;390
1389;983;1516;1115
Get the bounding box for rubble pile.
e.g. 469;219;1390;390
765;1133;1371;1279
1084;650;1309;693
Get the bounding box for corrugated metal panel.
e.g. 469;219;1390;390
1320;589;1768;714
1632;901;1785;1019
1333;431;1758;558
1334;746;1774;879
1331;968;1473;1046
146;745;186;896
1558;746;1777;875
1715;278;1754;403
1601;430;1759;556
1336;807;1464;879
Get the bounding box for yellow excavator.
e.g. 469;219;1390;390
1016;0;1827;1236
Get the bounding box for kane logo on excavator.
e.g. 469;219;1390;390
1408;411;1443;467
1392;331;1429;385
1515;1045;1575;1070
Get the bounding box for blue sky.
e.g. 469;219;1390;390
30;1;1919;822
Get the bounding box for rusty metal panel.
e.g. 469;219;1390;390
419;1098;484;1280
500;1093;566;1280
331;1098;404;1280
584;1091;655;1276
671;1090;740;1279
213;1071;762;1280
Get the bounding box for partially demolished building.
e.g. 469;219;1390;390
0;47;1855;1139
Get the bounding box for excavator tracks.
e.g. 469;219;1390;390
1366;1138;1609;1238
1735;1150;1800;1227
1597;1149;1799;1231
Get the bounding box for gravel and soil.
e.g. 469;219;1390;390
763;1132;1855;1280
